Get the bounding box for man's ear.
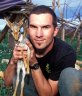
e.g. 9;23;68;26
54;27;59;36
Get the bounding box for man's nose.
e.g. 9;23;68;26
36;27;43;37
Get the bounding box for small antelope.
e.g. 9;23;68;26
5;17;30;96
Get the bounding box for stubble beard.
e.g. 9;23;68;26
34;39;54;57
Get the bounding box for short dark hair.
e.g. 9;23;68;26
28;5;57;27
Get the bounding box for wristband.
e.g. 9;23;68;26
30;63;39;70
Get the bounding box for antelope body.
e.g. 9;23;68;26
13;34;30;96
5;17;30;96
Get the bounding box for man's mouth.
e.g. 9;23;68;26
35;39;45;43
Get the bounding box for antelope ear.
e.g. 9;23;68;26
54;27;59;36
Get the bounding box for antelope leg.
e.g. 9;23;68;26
20;64;26;96
13;79;19;96
20;79;24;96
23;52;30;74
13;61;21;96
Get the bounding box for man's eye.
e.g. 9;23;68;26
43;26;50;29
30;25;37;29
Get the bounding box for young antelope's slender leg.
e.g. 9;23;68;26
13;61;21;96
23;47;30;74
13;79;19;96
20;62;26;96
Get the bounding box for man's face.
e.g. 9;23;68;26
28;13;58;50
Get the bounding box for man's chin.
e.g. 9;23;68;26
35;46;45;50
35;46;47;52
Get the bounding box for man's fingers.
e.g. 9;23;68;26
26;40;34;50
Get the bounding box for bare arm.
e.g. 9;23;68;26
26;40;58;96
31;67;58;96
4;57;17;86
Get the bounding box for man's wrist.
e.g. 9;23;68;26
30;63;40;70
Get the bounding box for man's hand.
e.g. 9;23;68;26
26;40;38;65
13;44;28;61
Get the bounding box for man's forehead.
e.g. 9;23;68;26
29;13;53;25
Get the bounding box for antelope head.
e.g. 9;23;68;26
5;17;23;41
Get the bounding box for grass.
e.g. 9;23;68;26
0;33;13;96
66;37;82;61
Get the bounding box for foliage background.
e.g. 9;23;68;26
0;32;13;96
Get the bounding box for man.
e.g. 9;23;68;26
4;5;76;96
